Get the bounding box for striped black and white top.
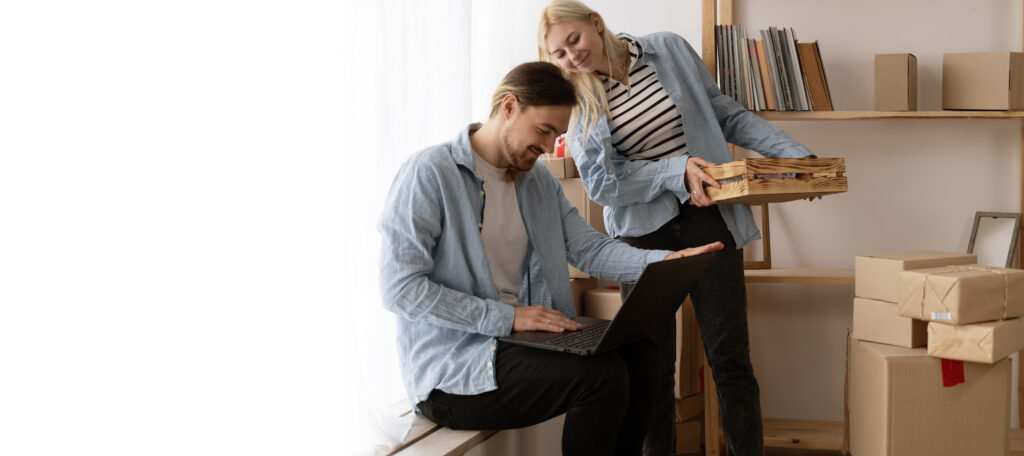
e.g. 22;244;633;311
602;36;688;161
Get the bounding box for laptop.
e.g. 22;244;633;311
498;252;714;356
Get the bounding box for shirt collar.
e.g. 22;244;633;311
451;123;535;183
621;35;644;70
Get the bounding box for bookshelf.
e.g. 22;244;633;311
759;110;1024;120
700;0;1024;455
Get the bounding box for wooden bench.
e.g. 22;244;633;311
381;401;498;456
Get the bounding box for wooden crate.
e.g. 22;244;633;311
701;158;847;204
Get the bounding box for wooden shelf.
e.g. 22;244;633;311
717;419;843;451
744;268;854;284
754;110;1024;121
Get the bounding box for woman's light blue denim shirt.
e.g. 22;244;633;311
569;32;814;245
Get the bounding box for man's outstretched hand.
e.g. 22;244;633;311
663;241;724;261
513;306;582;333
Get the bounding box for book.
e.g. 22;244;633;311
749;38;766;110
756;40;776;110
760;30;784;110
787;27;810;111
769;27;793;110
796;41;834;111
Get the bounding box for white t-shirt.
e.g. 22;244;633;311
473;153;529;307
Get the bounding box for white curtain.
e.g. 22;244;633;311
348;0;473;453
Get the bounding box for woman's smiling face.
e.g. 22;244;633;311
544;18;608;74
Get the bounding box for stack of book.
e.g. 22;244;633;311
715;25;833;111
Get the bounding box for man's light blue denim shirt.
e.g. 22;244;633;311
569;32;814;245
379;125;672;410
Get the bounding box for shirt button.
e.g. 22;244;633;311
604;142;611;148
607;168;613;174
491;345;496;351
487;361;493;367
488;370;493;375
627;169;632;174
479;190;485;197
477;223;483;229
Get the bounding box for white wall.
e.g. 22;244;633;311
469;1;1024;453
470;0;702;121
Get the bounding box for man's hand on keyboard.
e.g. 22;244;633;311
512;306;582;333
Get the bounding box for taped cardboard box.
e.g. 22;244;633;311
848;339;1010;456
898;264;1024;325
852;297;927;348
928;317;1024;364
854;251;976;303
942;52;1024;110
875;53;918;111
539;155;577;179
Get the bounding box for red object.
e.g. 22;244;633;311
941;359;965;387
555;135;567;158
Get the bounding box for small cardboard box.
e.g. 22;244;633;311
675;419;702;455
898;264;1024;325
875;53;917;111
848;339;1010;456
928;317;1024;364
540;155;578;179
942;52;1024;110
582;287;621;320
852;297;927;348
675;297;702;399
569;277;597;317
854;251;976;303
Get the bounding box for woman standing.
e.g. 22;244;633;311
538;2;816;455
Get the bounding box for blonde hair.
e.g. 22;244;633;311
537;0;629;142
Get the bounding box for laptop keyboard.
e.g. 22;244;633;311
544;321;611;350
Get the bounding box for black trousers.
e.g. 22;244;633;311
619;203;764;456
417;338;659;456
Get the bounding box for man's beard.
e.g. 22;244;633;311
501;135;535;182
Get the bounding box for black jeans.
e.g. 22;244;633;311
417;339;659;456
619;203;763;456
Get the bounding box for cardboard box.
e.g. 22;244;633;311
675;392;704;423
675;419;702;455
852;297;927;348
854;251;976;303
562;179;608;276
848;339;1010;456
582;287;622;320
675;297;702;398
569;277;597;317
539;155;577;179
875;53;917;111
898;264;1024;325
943;52;1024;110
588;200;606;236
928;317;1024;364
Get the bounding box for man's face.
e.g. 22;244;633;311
500;103;572;172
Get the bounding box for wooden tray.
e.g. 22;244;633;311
701;158;847;204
